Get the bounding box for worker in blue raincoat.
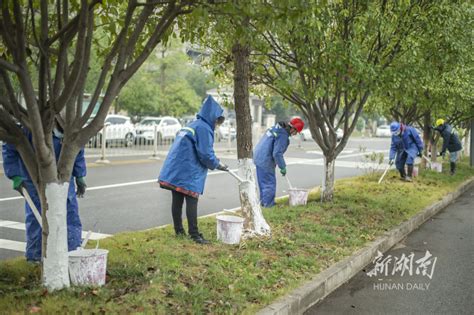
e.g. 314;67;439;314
434;119;462;175
2;123;87;262
389;121;424;182
254;117;304;207
159;95;228;244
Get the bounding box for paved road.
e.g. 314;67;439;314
0;137;391;260
306;185;474;315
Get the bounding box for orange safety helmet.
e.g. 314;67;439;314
289;117;305;133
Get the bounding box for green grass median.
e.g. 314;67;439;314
1;159;473;314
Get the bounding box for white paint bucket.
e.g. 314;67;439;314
68;248;109;286
430;162;442;173
216;215;244;245
289;188;310;206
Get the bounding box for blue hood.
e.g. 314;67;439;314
197;95;224;130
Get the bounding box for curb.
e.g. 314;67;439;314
257;177;474;315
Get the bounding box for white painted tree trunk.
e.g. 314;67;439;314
321;156;336;202
43;182;70;290
463;130;470;157
237;159;271;237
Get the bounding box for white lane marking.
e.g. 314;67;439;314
0;239;25;252
0;170;230;202
0;152;382;202
0;196;23;202
0;219;110;241
88;179;157;191
82;231;110;240
0;220;25;229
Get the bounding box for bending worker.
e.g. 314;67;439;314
159;95;228;244
434;119;462;175
254;117;304;207
2;122;87;262
389;121;424;182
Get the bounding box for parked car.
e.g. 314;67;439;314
215;119;236;141
179;115;196;127
90;114;136;147
375;125;392;137
135;116;182;145
300;127;343;141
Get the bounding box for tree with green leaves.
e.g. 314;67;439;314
247;1;443;201
180;2;271;236
367;1;473;162
0;0;196;290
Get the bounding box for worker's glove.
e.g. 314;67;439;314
216;162;229;172
417;152;422;158
280;167;287;176
12;176;25;196
389;159;394;165
440;151;446;158
75;177;87;198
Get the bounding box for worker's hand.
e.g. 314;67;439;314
417;152;423;158
12;176;25;196
389;159;394;165
75;177;87;198
280;167;287;176
440;151;446;158
216;162;229;172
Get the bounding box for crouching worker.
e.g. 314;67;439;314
434;119;462;175
254;117;304;207
158;95;228;244
1;122;87;262
389;121;423;182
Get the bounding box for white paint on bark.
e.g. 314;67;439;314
237;159;271;237
321;156;335;202
43;182;71;290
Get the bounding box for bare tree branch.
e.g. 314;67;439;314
0;58;20;73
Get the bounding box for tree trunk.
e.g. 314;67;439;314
321;155;335;202
42;182;70;290
232;41;270;237
422;111;431;168
237;159;270;235
463;124;470;157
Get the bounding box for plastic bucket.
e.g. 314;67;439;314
431;162;442;173
216;215;244;245
68;248;109;286
289;188;309;206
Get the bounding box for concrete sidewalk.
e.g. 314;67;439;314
258;178;474;315
307;184;474;314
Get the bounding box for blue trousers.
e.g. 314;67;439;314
395;151;415;172
256;166;276;207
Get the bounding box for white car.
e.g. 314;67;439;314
215;120;236;141
300;128;343;141
375;125;392;137
135;116;182;144
90;114;136;147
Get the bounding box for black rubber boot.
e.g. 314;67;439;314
405;165;414;182
190;233;210;244
399;168;406;181
450;162;456;175
175;228;186;237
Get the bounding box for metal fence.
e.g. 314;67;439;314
84;124;247;161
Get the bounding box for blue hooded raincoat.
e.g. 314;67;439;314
2;130;86;261
389;125;424;170
159;95;223;197
254;123;290;207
